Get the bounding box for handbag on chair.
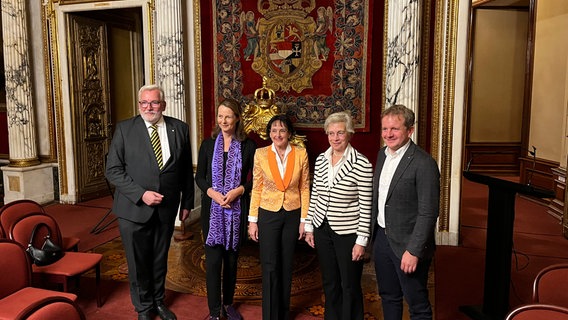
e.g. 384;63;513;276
26;222;63;266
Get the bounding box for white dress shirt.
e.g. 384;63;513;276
377;140;411;228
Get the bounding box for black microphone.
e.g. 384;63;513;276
466;155;475;172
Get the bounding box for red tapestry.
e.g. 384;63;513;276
208;0;373;131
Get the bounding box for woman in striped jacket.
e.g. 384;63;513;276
304;111;373;320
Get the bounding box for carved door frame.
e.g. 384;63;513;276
46;0;154;203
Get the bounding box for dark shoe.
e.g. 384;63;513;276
154;302;177;320
224;305;242;320
138;312;152;320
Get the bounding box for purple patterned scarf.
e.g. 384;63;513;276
205;134;242;250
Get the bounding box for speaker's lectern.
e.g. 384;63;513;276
460;171;554;320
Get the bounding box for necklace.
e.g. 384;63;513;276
332;152;343;157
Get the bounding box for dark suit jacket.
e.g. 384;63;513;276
105;115;194;224
195;137;256;244
371;141;440;259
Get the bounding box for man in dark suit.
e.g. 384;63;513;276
371;105;440;320
106;84;194;320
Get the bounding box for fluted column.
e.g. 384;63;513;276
154;0;186;121
1;0;39;166
385;0;421;111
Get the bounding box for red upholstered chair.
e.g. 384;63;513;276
0;239;77;320
0;199;80;251
532;263;568;308
505;304;568;320
15;296;86;320
8;213;103;307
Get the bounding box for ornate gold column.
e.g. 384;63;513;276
1;0;54;204
155;0;186;121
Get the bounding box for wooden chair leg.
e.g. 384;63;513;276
75;275;80;291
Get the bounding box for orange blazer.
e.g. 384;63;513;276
249;145;310;220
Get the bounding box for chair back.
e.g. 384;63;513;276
0;239;32;299
532;263;568;307
506;303;568;320
0;200;45;237
15;296;86;320
9;213;64;249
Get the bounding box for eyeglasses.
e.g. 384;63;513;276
327;131;347;138
138;100;162;108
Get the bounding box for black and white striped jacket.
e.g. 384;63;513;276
305;145;373;237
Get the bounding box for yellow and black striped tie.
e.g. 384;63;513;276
150;124;163;169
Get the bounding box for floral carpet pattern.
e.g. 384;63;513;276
88;222;434;319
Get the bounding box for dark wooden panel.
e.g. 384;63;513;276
464;143;522;174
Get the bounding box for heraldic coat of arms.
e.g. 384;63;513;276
243;0;333;93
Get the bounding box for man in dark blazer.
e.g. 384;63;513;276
371;105;440;320
106;84;194;320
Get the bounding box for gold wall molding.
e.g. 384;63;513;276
433;0;461;232
42;0;68;194
192;0;203;145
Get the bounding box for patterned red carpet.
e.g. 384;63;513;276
86;221;421;319
54;175;568;319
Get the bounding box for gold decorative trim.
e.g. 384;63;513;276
433;1;460;232
59;0;105;4
9;158;41;167
43;0;68;195
382;0;389;113
148;0;155;83
41;4;57;163
419;1;433;148
193;0;203;144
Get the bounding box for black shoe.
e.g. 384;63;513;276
138;312;152;320
154;302;177;320
224;305;243;320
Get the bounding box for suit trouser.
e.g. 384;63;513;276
258;207;300;320
372;226;432;320
118;212;175;313
314;219;364;320
204;244;239;317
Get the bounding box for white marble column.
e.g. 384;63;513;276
154;0;186;122
385;0;421;111
1;0;54;204
1;0;38;166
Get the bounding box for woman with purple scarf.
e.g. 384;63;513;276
196;98;256;320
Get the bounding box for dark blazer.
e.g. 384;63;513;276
306;146;373;237
195;137;256;244
370;141;440;259
106;115;194;224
